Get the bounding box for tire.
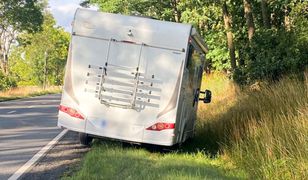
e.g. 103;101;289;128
79;132;93;146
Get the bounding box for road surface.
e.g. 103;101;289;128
0;94;62;180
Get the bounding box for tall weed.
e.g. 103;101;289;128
196;72;308;179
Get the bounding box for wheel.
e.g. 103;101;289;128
79;132;93;146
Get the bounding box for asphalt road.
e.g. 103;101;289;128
0;94;62;180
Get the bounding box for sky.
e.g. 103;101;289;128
48;0;97;32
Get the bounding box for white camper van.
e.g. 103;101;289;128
58;8;211;146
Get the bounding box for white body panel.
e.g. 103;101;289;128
58;9;207;146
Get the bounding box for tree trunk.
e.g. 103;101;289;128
0;37;4;74
261;0;271;28
222;1;237;69
243;0;255;41
0;53;8;75
43;51;48;89
0;28;16;75
0;60;5;74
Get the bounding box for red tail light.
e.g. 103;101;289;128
59;105;84;120
146;122;175;131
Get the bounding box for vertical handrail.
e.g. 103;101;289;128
98;38;113;101
105;38;113;65
131;43;144;108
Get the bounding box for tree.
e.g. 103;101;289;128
10;13;70;86
83;0;308;84
243;0;255;41
222;1;236;69
180;1;231;71
82;0;184;22
0;0;43;74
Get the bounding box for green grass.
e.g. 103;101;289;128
63;141;246;180
0;86;61;102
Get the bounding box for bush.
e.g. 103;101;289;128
0;72;17;91
234;29;308;85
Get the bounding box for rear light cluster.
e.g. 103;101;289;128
59;105;84;120
146;122;175;131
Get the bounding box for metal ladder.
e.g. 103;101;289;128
85;38;162;110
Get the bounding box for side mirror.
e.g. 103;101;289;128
199;89;212;103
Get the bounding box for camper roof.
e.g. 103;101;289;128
73;8;193;53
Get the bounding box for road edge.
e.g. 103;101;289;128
8;129;68;180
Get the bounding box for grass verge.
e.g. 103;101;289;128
63;141;246;180
196;72;308;179
0;86;61;102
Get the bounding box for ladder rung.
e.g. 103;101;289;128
107;64;136;70
138;85;161;92
135;101;160;108
136;93;160;100
103;87;134;96
106;71;135;79
100;95;132;103
84;88;99;93
104;79;135;88
88;64;103;70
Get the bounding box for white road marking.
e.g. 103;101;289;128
7;111;16;114
28;106;34;108
8;129;68;180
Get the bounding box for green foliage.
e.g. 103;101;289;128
181;2;231;71
87;0;180;21
10;13;70;86
234;1;308;84
0;0;44;75
234;29;307;84
9;47;35;86
0;0;43;32
0;71;16;91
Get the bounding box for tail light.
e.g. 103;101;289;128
146;122;175;131
59;105;84;120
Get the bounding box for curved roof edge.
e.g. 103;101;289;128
191;28;209;54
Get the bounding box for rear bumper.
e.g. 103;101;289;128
58;112;177;146
58;111;86;133
142;130;176;146
85;128;176;146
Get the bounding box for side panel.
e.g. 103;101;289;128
177;43;205;143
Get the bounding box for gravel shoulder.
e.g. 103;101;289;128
21;131;89;180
